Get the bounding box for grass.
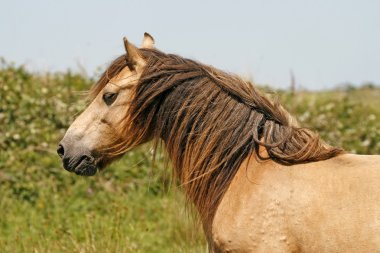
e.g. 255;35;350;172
0;181;205;253
0;59;379;252
0;148;207;253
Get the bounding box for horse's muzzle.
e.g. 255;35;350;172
57;139;97;176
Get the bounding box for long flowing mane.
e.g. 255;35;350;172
91;49;343;228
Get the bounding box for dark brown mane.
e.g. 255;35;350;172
91;48;343;228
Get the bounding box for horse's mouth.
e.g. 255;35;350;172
73;160;97;176
65;155;98;176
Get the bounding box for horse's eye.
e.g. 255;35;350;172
102;92;118;106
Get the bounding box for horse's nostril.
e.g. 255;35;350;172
57;144;65;158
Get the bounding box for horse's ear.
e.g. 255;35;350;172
141;32;155;49
123;37;145;70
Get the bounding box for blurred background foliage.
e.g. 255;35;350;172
0;58;380;252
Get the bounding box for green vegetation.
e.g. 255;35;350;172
1;59;380;252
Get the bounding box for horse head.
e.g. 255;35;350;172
57;33;154;176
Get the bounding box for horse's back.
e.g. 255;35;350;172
212;154;380;253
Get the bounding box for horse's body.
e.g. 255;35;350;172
58;33;380;252
213;153;380;252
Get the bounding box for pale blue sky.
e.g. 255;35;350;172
1;0;379;89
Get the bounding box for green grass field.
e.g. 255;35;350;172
1;60;380;252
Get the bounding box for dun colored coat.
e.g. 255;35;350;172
58;33;380;252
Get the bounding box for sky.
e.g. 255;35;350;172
1;0;379;89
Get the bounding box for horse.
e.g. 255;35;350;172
57;33;380;253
